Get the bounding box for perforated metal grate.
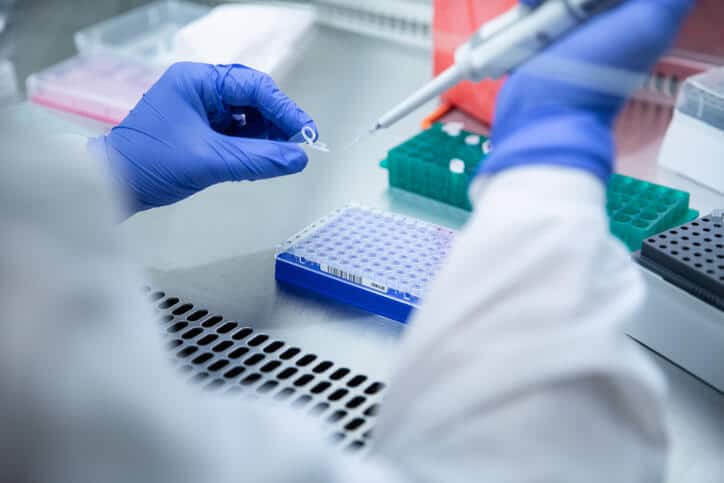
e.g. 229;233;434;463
637;212;724;310
145;287;387;453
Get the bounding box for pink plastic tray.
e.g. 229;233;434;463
27;55;162;125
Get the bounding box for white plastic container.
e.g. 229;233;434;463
173;3;316;73
659;67;724;194
26;55;162;125
74;0;210;67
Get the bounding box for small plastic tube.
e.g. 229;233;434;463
300;125;330;152
442;121;464;137
482;139;492;154
449;158;465;174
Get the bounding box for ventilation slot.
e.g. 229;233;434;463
147;289;389;453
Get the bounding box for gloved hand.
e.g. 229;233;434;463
478;0;694;184
89;62;316;214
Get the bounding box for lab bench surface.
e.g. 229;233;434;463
5;20;724;483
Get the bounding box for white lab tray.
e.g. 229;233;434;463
74;0;210;67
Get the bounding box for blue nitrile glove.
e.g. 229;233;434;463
478;0;694;184
89;63;317;214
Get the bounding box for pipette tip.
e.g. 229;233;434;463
369;122;381;134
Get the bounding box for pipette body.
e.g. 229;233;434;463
370;0;623;133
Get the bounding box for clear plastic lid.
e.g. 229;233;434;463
74;0;210;67
26;55;162;125
676;66;724;131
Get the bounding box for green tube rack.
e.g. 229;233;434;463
380;123;489;211
381;124;698;251
607;174;698;251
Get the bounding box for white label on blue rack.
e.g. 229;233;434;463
320;264;388;293
364;280;389;292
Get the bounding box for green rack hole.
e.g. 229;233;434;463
381;123;490;211
381;128;698;251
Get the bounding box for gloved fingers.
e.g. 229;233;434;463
509;0;696;80
211;133;309;182
214;107;309;142
267;123;295;142
519;0;693;16
160;63;319;141
214;64;315;141
499;0;694;122
488;0;694;185
650;0;696;15
217;107;273;138
526;0;694;70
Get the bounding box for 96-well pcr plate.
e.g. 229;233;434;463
381;123;490;211
275;205;455;322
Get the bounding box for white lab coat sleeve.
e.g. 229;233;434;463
372;166;668;483
0;130;405;483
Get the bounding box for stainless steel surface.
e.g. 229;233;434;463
6;7;724;482
654;350;724;482
118;25;443;382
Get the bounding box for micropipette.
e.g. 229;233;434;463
369;0;623;133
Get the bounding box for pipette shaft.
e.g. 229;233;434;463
370;0;623;133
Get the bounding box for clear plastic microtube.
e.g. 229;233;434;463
300;125;330;152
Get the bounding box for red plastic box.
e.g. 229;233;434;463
431;0;724;127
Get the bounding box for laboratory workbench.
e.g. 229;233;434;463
4;9;724;482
